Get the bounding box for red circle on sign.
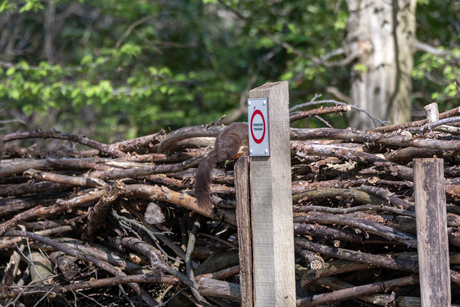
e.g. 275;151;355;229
250;110;265;144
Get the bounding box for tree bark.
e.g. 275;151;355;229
345;0;417;129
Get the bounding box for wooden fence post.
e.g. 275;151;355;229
248;81;295;306
235;156;253;307
414;158;450;307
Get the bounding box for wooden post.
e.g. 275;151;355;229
248;81;295;306
235;156;253;307
414;158;450;307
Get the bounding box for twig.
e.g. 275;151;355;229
2;130;127;157
292;143;414;181
297;274;419;307
289;96;387;127
415;116;460;132
369;106;460;133
296;247;325;271
185;215;211;305
24;169;107;188
157;125;223;153
0;274;179;299
90;154;204;180
112;209;175;263
118;236;196;289
289;105;351;123
115;15;155;49
294;223;363;243
83;183;122;241
294;237;418;272
122;202;188;262
0;190;103;236
296;204;414;217
293;214;417;248
414;40;460;64
3;230;158;306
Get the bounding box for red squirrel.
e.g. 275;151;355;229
195;122;249;212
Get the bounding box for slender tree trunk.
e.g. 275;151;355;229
44;0;56;64
345;0;416;130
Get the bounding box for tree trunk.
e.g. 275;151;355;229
345;0;417;130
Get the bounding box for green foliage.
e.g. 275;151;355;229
0;0;44;13
413;0;460;111
352;63;367;73
0;0;458;141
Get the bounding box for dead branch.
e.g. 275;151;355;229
289;105;351;123
294;214;417;247
0;274;179;299
294;223;363;243
83;182;122;241
294;237;418;272
299;275;420;307
3;230;158;306
90;154;204;180
293;142;414;180
0;189;103;235
2;129;127;157
291;127;460;151
289;97;387;127
118;236;196;288
369;106;460;133
197;277;241;301
157;125;223;153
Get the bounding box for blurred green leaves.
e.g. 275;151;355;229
0;0;458;141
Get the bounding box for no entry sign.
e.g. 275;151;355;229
247;98;270;156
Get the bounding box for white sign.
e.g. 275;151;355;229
247;98;270;156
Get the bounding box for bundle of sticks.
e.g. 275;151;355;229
1;102;460;307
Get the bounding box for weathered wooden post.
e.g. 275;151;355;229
236;81;295;306
235;156;253;307
414;158;451;307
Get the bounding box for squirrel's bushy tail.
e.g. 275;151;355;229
195;150;217;212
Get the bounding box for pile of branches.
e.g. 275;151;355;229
2;102;460;307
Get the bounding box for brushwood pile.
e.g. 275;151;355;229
2;103;460;306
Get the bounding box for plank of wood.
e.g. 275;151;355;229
249;81;295;306
414;158;451;307
235;156;253;307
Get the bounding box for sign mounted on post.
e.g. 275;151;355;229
247;98;270;156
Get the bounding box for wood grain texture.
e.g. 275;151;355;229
249;81;295;306
424;102;439;124
235;156;253;307
414;158;451;307
197;277;241;301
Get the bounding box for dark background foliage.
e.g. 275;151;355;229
0;0;458;143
